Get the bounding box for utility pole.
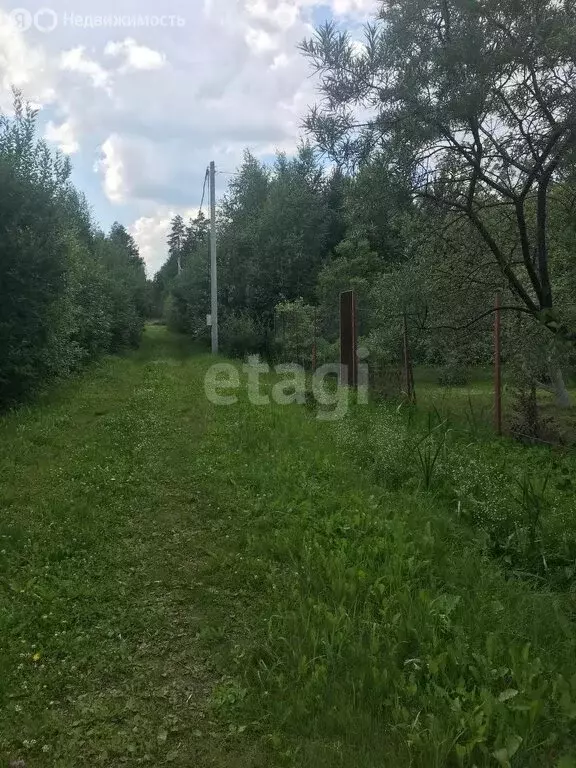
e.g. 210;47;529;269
209;161;218;354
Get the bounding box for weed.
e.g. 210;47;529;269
414;412;449;490
513;472;550;560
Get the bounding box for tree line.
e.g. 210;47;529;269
157;0;576;406
0;92;149;409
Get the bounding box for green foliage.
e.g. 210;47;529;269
0;328;266;767
148;1;576;406
302;0;576;368
317;237;380;340
0;159;69;401
339;398;576;587
156;147;348;352
0;93;147;408
415;413;449;490
274;299;319;367
188;341;576;766
438;362;470;387
219;310;270;359
157;213;211;339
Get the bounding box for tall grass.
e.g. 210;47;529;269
200;381;576;766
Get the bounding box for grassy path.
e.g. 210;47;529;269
0;327;264;767
2;326;576;767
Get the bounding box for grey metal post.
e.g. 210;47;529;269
210;161;218;354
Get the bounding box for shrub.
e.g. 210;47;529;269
438;362;470;387
274;298;323;368
220;311;270;359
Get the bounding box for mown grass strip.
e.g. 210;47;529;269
0;327;264;767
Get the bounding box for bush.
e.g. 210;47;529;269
274;299;318;367
220;311;270;359
438;362;470;387
167;269;210;343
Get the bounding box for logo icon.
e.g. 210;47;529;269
34;7;58;32
8;7;33;31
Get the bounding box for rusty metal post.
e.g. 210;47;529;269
402;312;416;404
494;293;502;436
403;312;410;399
340;290;357;388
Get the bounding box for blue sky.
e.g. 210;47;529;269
0;0;376;275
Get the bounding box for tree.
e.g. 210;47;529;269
255;145;330;314
302;0;576;403
93;226;147;350
168;215;186;275
164;213;211;337
0;92;148;408
216;146;342;335
317;237;381;339
218;151;270;314
368;209;499;369
343;152;413;263
0;154;70;402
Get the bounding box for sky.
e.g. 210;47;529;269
0;0;377;275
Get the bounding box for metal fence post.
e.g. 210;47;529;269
340;290;357;388
494;293;502;436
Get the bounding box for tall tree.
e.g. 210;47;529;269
168;215;186;275
218;151;270;312
302;0;576;402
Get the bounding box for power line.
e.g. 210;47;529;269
199;167;209;215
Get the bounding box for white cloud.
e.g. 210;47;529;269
0;10;55;109
245;27;279;53
104;39;166;72
271;52;290;69
97;135;127;203
60;47;109;89
45;119;79;154
130;213;173;276
130;208;196;276
245;0;299;30
329;0;378;17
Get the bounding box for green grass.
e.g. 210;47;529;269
2;327;576;767
0;327;265;767
412;366;576;444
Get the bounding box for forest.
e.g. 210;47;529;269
154;0;576;434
